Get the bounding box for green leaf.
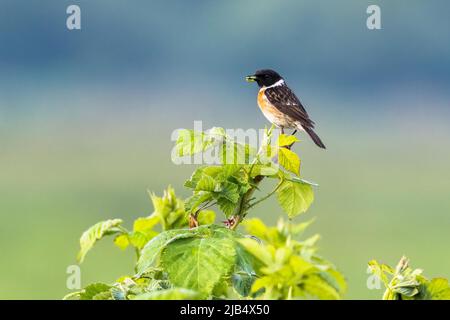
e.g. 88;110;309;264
300;275;341;300
250;164;279;178
136;230;194;276
175;129;222;157
368;260;389;286
184;167;205;189
129;231;158;250
150;186;186;230
232;243;258;297
208;127;227;137
77;219;124;263
195;173;219;192
114;234;130;250
92;291;112;300
62;291;82;300
217;197;237;217
131;288;202;300
276;180;314;218
422;278;450;300
392;285;419;297
278;148;300;176
241;218;268;240
160;232;236;294
238;238;273;267
217;181;240;203
79;283;111;300
278;134;300;147
184;191;213;213
133;215;159;233
219;140;255;165
232;273;255;297
197;210;216;225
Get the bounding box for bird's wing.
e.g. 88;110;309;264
264;84;315;128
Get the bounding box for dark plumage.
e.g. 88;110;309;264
246;69;326;149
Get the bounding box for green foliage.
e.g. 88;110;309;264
131;288;202;300
239;218;346;299
368;256;450;300
63;282;111;300
179;127;316;222
160;227;236;295
77;219;124;263
276;179;314;218
66;125;450;300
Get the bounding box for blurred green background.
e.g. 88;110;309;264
1;0;449;299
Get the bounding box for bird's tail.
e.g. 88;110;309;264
304;127;326;149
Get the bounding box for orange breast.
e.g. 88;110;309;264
257;88;289;127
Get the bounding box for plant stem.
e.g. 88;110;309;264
230;175;264;230
246;178;284;211
230;127;296;230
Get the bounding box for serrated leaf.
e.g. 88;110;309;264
131;288;202;300
136;230;194;276
217;197;237;217
184;167;205;189
184;191;213;213
217;181;240;203
195;173;219;192
422;278;450;300
278;134;300;147
160;235;236;294
276;180;314;218
77;219;124;263
79;283;111;300
219;140;255;165
175;129;221;157
278;147;300;176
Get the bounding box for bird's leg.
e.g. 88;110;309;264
287;129;297;150
281;128;284;135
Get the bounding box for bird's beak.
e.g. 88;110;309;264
245;75;257;82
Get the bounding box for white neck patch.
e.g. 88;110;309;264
264;79;285;89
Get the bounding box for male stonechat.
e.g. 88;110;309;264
246;69;326;149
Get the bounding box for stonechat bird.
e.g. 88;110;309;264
246;69;326;149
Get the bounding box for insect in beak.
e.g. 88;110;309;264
245;75;257;82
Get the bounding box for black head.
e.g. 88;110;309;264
246;69;283;87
